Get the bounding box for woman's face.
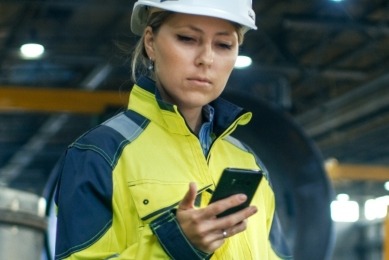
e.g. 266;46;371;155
144;13;239;111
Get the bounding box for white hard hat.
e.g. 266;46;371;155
130;0;257;36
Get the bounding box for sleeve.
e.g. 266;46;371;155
55;147;209;260
54;147;122;260
150;209;212;260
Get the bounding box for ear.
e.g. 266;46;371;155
144;26;155;60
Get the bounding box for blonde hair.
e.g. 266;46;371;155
130;10;245;82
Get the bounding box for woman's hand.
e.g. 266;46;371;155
176;182;258;254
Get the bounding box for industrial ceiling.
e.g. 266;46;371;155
0;0;388;200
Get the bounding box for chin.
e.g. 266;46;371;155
178;99;208;109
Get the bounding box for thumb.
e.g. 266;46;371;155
178;182;197;210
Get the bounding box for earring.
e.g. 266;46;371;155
148;58;154;71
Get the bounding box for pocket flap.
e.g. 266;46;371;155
128;180;211;221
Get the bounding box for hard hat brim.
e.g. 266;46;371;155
131;2;257;36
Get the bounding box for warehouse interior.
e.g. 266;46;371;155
0;0;388;259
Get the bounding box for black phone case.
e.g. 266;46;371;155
209;168;263;218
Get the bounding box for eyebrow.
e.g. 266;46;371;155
178;24;234;37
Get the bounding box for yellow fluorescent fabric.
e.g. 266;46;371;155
57;77;283;259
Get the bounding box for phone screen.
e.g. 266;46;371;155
209;168;263;218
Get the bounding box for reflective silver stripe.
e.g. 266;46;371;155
103;113;143;142
224;135;248;152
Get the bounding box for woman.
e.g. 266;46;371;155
54;0;291;259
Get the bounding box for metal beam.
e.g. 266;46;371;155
0;114;70;186
0;64;126;187
326;159;389;181
80;64;113;90
283;16;389;35
0;0;130;9
305;89;389;138
0;86;128;113
316;112;389;151
296;73;389;136
251;63;367;81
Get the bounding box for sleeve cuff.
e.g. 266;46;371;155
150;210;212;260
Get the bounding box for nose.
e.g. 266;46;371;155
195;44;214;66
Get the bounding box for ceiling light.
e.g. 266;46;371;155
384;181;389;191
331;198;359;222
364;196;389;220
234;55;252;69
336;193;350;201
20;43;45;59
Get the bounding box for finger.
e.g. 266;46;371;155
196;234;226;254
206;193;247;218
196;229;230;253
220;206;257;231
178;182;197;210
224;219;248;238
225;205;258;225
207;205;257;236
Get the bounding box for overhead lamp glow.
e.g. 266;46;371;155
384;181;389;191
331;194;359;222
336;193;350;201
365;196;389;220
234;55;252;69
20;43;45;59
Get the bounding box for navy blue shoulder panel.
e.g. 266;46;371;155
55;148;114;259
72;110;150;168
55;110;149;259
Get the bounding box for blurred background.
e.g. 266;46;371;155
0;0;388;259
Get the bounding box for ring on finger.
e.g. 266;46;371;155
222;230;227;238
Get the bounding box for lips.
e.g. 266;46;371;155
188;77;212;84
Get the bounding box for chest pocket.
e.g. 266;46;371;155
128;180;211;223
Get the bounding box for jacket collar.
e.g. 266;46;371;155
128;76;252;136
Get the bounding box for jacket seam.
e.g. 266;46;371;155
55;219;112;259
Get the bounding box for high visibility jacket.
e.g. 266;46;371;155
55;76;291;259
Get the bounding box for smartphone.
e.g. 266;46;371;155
209;168;263;218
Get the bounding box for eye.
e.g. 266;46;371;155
218;43;233;50
177;35;196;43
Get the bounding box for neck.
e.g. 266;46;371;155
154;82;204;134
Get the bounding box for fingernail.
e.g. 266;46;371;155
239;194;247;201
